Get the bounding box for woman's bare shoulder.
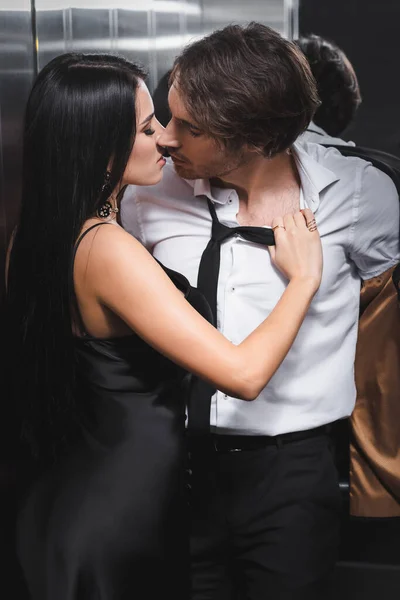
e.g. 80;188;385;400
74;219;161;290
75;220;148;260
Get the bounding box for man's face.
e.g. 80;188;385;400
157;82;246;180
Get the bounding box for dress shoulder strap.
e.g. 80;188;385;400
71;222;111;337
73;222;111;262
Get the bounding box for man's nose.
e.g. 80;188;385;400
157;119;181;151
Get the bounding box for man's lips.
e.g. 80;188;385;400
170;155;187;164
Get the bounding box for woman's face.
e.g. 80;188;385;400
122;80;166;186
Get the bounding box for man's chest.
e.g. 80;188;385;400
151;214;353;304
236;187;301;227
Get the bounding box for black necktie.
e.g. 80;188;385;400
187;197;276;436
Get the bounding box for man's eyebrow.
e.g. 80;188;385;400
140;112;154;125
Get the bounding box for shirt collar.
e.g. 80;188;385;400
292;141;340;211
305;121;328;137
185;176;232;204
184;141;340;211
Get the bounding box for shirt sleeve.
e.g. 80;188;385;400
120;185;148;248
349;163;400;280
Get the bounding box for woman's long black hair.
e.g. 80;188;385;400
6;53;146;465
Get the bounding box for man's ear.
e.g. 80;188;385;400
246;143;269;157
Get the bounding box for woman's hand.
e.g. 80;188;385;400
268;209;322;292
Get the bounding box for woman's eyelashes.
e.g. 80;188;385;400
144;127;155;136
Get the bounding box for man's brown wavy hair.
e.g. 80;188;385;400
170;23;320;158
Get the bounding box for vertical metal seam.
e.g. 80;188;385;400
30;0;39;76
68;7;73;50
284;0;299;40
148;8;157;93
113;8;119;52
0;101;6;255
199;0;205;35
291;0;299;40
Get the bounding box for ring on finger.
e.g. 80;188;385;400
307;219;317;232
272;225;285;231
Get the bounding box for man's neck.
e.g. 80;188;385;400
210;149;300;210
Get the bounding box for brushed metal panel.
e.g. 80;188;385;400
70;8;114;51
186;0;203;37
35;7;68;69
202;0;286;36
152;0;203;90
116;7;152;78
35;4;114;69
153;3;181;88
34;3;153;85
0;3;35;291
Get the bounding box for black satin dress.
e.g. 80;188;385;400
16;227;212;600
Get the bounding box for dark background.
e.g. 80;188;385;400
299;0;400;156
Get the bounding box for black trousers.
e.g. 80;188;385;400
188;431;342;600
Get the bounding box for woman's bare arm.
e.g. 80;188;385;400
80;214;320;401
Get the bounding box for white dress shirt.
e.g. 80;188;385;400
121;141;400;436
299;122;356;146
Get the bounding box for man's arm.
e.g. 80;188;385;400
353;265;400;514
349;163;400;279
351;165;400;514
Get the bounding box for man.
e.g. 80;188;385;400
296;33;361;146
122;23;400;599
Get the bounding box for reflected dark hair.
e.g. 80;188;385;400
153;69;172;127
170;22;320;157
6;53;145;465
296;34;361;136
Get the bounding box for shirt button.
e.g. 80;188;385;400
231;287;235;292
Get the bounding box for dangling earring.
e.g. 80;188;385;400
97;171;119;219
97;200;118;219
101;170;111;194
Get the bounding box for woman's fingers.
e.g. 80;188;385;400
271;215;285;233
270;216;285;261
272;210;317;233
300;208;318;232
269;208;322;285
283;213;296;232
293;211;307;229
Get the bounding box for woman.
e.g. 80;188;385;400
6;54;322;600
